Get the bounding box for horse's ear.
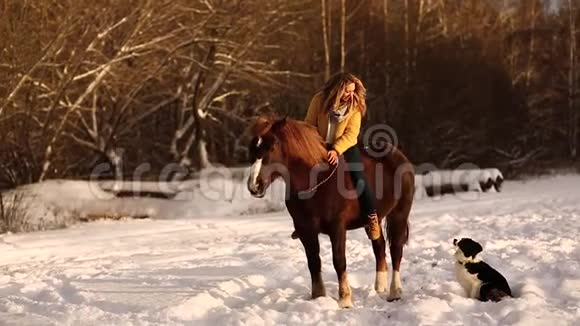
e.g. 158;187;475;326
271;116;288;131
249;116;274;137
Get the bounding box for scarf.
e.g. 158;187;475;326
325;101;351;144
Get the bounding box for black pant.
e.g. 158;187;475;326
343;145;376;217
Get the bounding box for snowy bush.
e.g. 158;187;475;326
0;191;30;233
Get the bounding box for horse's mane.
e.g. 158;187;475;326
250;117;328;167
276;119;328;167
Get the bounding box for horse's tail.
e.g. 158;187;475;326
384;151;414;246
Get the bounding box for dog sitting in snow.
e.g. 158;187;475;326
453;238;513;302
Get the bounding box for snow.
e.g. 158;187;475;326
0;174;579;325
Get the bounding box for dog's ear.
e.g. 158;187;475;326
458;238;483;258
470;241;483;258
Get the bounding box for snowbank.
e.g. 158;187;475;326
0;167;506;233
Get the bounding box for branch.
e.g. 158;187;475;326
0;36;59;117
201;0;215;12
207;105;248;123
122;95;180;134
211;91;246;103
96;17;129;41
39;66;110;181
63;132;101;152
73;51;151;82
120;32;181;54
239;66;312;78
74;109;96;139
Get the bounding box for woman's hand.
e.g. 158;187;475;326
327;150;338;165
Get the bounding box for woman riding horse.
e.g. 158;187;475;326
246;73;415;307
291;72;381;241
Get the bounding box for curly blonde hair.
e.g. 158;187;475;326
319;72;367;116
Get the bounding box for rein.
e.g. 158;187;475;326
297;161;339;196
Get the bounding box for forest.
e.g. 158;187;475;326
1;0;578;189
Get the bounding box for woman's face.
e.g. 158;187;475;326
341;82;355;102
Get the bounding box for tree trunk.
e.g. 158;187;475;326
383;0;390;94
383;0;391;124
413;0;425;83
194;113;211;170
106;148;124;179
340;0;346;72
568;0;578;160
404;0;410;86
321;0;331;80
525;0;537;89
438;0;448;37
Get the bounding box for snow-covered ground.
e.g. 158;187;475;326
0;174;579;325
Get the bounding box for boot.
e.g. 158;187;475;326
365;212;381;241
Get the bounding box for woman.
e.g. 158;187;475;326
291;72;380;241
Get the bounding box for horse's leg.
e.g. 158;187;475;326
387;238;404;301
372;219;388;294
386;204;411;302
330;224;353;308
298;231;326;299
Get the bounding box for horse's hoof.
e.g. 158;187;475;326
375;283;387;294
338;297;353;308
374;271;388;294
387;289;402;302
375;285;387;294
311;289;326;299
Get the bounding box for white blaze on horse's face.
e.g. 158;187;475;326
248;137;266;197
248;158;263;195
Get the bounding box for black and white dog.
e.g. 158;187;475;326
453;238;513;302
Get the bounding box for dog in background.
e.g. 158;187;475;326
453;238;513;302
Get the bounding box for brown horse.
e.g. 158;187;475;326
246;116;415;308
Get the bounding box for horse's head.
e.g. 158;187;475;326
246;117;289;198
246;116;328;198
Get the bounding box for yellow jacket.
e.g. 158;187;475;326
304;92;362;155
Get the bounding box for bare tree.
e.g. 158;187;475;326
437;0;449;37
412;0;427;80
340;0;346;72
169;0;311;171
321;0;331;79
525;0;538;89
404;0;410;85
383;0;390;96
567;0;578;159
59;1;202;178
38;0;174;180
